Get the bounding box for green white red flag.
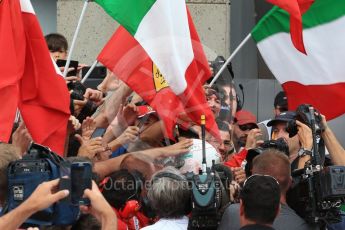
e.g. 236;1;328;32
252;0;345;120
97;10;220;140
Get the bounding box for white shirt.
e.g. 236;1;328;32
141;216;188;230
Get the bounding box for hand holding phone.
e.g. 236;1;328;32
71;162;92;206
56;59;79;77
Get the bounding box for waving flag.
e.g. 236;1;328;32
95;0;194;96
97;10;219;139
0;0;24;142
252;0;345;120
266;0;314;54
0;0;70;154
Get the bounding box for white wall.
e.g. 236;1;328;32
31;0;57;35
56;0;230;65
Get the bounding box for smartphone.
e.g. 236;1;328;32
81;66;107;79
58;162;72;203
56;59;79;77
91;128;106;138
71;162;92;206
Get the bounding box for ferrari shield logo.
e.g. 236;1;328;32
153;63;169;92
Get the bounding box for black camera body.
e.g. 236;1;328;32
245;138;289;177
5;143;80;227
285;104;345;227
286;104;324;137
287;165;345;225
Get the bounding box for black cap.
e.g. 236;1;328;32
267;111;296;127
274;91;288;108
240;175;281;215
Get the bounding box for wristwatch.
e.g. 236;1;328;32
298;148;312;157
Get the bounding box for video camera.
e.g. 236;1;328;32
245;138;289;177
286;104;324;138
4;143;82;227
286;104;345;227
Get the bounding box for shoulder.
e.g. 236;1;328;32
273;204;319;230
219;203;240;230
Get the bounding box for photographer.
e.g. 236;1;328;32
232;110;262;153
320;115;345;166
267;111;313;170
219;149;318;230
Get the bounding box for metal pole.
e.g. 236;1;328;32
209;33;252;86
81;60;98;84
63;0;90;77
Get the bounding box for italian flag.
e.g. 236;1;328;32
252;0;345;120
97;10;220;140
95;0;193;95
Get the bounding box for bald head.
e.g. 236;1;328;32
252;149;291;194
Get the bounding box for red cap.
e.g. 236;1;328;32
235;110;257;125
137;105;156;118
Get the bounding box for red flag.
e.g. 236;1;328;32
0;0;24;142
98;10;219;140
0;0;70;155
266;0;314;54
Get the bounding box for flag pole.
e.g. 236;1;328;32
63;0;90;77
81;60;98;84
209;33;252;87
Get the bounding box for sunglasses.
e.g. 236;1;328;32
243;174;280;188
238;124;257;131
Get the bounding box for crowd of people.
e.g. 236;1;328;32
0;33;345;230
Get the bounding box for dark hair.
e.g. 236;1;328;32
205;85;229;109
71;214;101;230
241;174;281;225
45;33;68;52
177;126;199;139
102;170;144;210
274;91;288;112
216;119;230;132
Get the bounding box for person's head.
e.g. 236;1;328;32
71;214;101;230
135;106;159;134
102;169;145;210
221;84;237;120
273;91;288;116
133;106;163;147
0;143;20;205
204;86;222;117
267;111;300;156
214;119;234;159
148;166;191;218
252;149;291;197
45;33;68;61
233;110;258;150
240;174;281;227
